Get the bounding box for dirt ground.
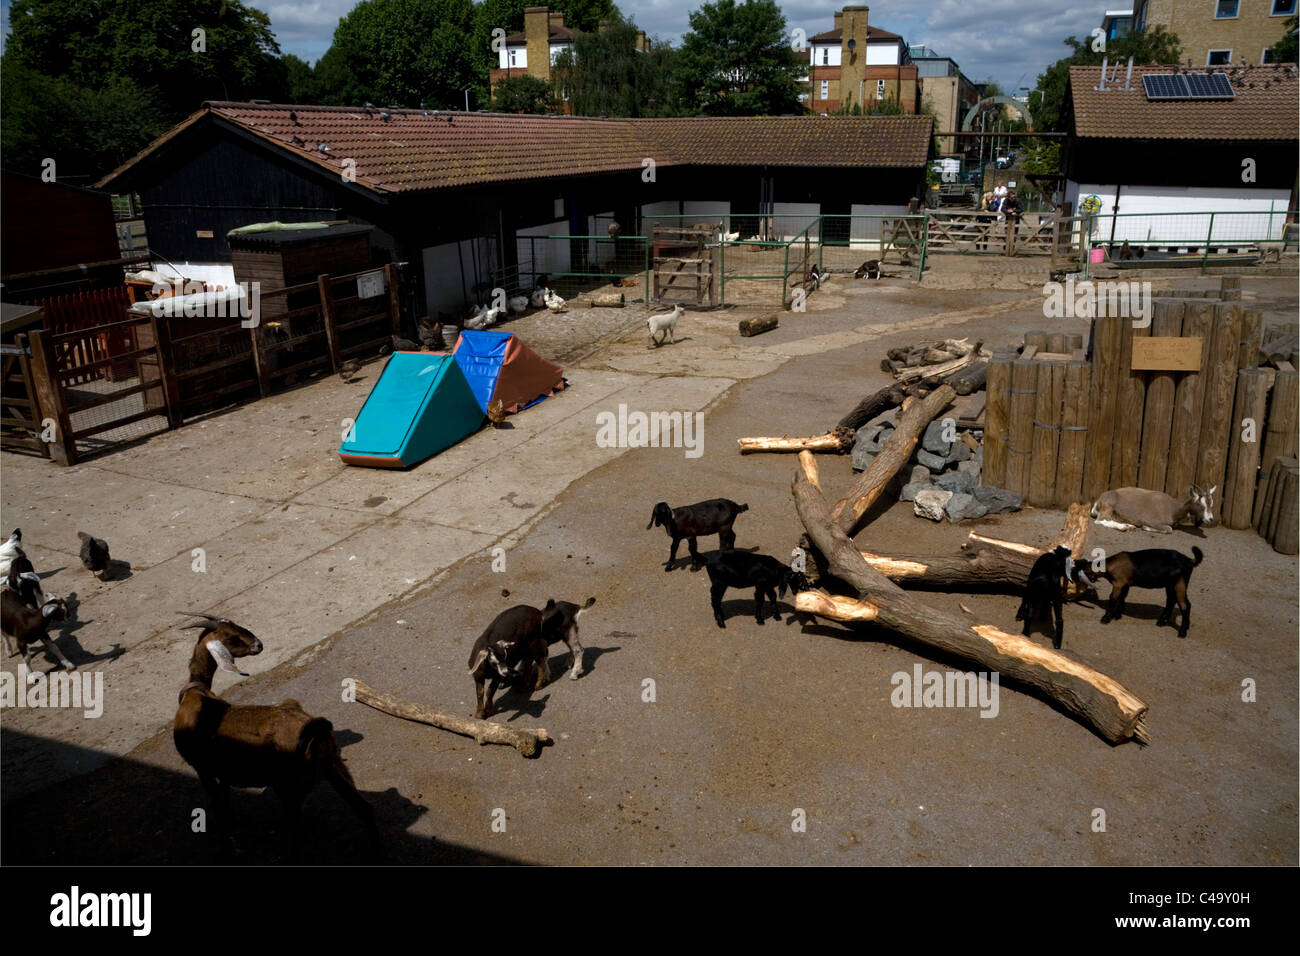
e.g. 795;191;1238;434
2;268;1296;866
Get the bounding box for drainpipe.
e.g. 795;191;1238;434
1108;184;1122;249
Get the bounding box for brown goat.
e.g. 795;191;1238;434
172;612;381;860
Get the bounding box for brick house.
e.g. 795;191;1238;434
1134;0;1297;66
804;5;918;114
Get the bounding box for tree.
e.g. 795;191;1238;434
6;0;285;122
324;0;479;108
1270;15;1298;63
492;75;557;113
0;59;169;182
281;54;319;103
551;11;681;116
675;0;804;116
1028;25;1181;132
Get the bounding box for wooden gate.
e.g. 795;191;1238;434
1;335;49;457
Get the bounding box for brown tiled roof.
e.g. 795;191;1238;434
637;115;932;168
97;103;931;193
809;27;904;42
1069;64;1298;141
503;24;574;43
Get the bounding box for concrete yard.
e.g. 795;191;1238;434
2;268;1297;865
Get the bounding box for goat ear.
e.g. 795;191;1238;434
1206;485;1216;497
647;509;658;530
544;598;556;610
206;639;249;677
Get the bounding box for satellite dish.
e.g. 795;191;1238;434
847;38;857;50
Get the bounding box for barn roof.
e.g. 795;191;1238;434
1068;64;1298;142
96;103;932;195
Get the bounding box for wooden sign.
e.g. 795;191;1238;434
1132;336;1202;372
195;229;214;239
356;269;386;299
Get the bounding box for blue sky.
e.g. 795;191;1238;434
1;0;1106;93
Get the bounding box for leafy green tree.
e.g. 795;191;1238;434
1270;15;1298;63
492;74;557;112
1028;25;1181;132
675;0;804;116
6;0;285;121
551;11;681;116
325;0;479;108
0;59;168;181
281;54;319;103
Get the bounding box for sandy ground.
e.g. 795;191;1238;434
2;267;1296;866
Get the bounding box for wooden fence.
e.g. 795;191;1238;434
984;277;1298;551
15;263;401;465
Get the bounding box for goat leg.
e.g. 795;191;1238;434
566;637;584;680
769;587;782;621
666;537;681;572
754;586;765;625
687;536;702;571
1052;596;1064;650
710;582;728;628
42;636;75;671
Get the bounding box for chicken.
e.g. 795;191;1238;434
78;531;111;580
0;529;22;581
338;359;363;383
543;288;566;312
465;307;501;331
486;398;507;427
417;319;443;350
391;334;421;352
507;295;528;315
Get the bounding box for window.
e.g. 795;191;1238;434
876;79;886;99
1208;49;1232;65
1134;0;1147;30
1263;47;1278;63
820;80;829;100
1215;0;1239;17
821;48;829;65
1273;0;1296;14
508;49;518;67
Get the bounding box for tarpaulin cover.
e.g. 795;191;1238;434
337;351;484;468
452;329;566;414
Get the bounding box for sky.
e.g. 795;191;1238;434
1;0;1106;93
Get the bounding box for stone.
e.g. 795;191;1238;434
973;485;1022;514
945;492;988;522
947;440;973;463
852;446;876;473
935;470;976;495
976;443;985;468
916;449;948;472
914;488;953;521
909;464;932;484
900;481;930;502
922;420;952;456
854;422;883;446
957;459;981;476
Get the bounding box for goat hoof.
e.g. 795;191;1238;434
715;620;726;629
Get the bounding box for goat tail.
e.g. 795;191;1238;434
1089;501;1099;519
299;717;338;766
1191;546;1204;567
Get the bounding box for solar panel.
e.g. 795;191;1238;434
1143;72;1234;100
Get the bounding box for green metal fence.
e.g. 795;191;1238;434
518;234;651;304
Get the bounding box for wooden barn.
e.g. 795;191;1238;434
96;104;932;322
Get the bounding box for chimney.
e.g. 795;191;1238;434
841;6;872;107
524;7;550;81
636;29;649;53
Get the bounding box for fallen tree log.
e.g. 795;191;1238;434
739;313;779;336
352;679;552;757
944;360;988;396
738;427;853;454
894;341;984;384
830;385;956;534
792;452;1149;744
856;503;1094;598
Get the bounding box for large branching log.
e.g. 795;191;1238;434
792;452;1149;745
352;680;552;757
830;385;956;534
857;503;1095;599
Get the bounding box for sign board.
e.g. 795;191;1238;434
357;269;386;300
195;230;214;239
1131;336;1202;372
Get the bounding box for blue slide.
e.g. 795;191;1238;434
338;352;485;468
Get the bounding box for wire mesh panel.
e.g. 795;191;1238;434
521;235;650;303
819;215;927;274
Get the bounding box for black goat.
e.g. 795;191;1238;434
647;498;748;571
854;259;882;280
466;597;595;719
704;550;807;629
1015;546;1088;649
1086;546;1203;638
2;588;73;670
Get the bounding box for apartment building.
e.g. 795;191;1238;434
1134;0;1296;65
806;5;919;114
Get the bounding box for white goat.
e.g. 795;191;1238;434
0;529;22;581
1091;485;1216;533
647;304;682;346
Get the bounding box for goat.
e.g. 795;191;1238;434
172;611;381;860
806;264;827;291
0;528;22;581
466;605;546;719
2;588;73;670
854;259;882;280
1014;546;1090;649
704;550;806;628
647;304;681;346
1084;547;1203;638
647;498;748;572
1091;485;1215;533
5;550;43;609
